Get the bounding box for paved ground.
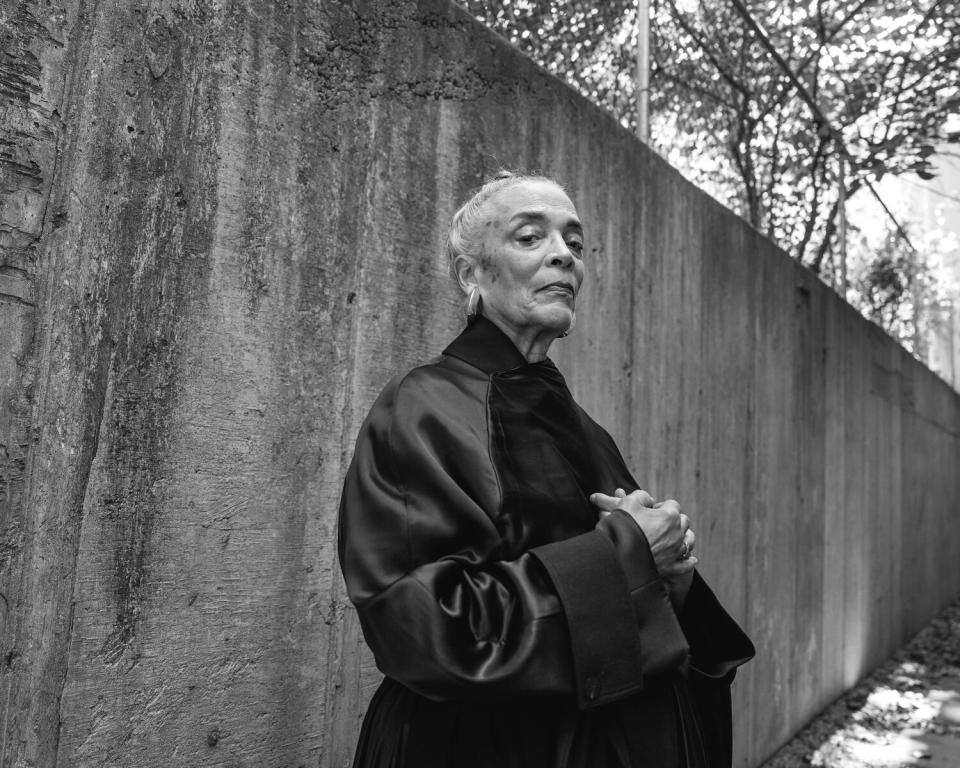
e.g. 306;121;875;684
760;597;960;768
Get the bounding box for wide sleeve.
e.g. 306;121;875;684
337;370;689;709
677;572;755;681
582;416;754;686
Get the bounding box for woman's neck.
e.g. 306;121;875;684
483;314;557;363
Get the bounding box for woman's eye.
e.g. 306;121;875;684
517;233;540;245
567;240;584;254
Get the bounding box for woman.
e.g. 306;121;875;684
338;172;754;768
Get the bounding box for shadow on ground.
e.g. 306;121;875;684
761;598;960;768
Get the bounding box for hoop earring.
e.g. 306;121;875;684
466;287;482;320
558;312;576;338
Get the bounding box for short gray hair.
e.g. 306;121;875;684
446;170;564;287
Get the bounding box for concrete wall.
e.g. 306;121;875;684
2;1;959;766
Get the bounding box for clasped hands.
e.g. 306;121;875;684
590;488;696;608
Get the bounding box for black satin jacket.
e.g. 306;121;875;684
338;317;754;768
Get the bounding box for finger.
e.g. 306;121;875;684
679;513;690;534
615;488;627;498
599;510;612;518
654;499;681;517
631;489;655;507
661;556;698;578
590;492;621;512
683;528;695;555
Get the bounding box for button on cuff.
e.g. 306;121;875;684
584;675;601;701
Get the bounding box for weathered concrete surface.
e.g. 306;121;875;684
1;1;959;767
1;2;96;765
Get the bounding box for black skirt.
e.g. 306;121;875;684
352;674;725;768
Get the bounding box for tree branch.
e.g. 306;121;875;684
796;137;831;264
653;68;739;111
727;0;917;251
665;0;754;98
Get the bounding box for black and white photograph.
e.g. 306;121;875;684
2;1;959;766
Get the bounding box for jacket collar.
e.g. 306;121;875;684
443;315;532;374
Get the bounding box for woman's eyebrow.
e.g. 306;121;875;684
509;210;583;232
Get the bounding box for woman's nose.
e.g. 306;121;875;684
547;235;574;268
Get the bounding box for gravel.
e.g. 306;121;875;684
759;596;960;768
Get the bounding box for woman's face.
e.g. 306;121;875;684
469;180;584;342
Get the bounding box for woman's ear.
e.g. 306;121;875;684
453;254;479;295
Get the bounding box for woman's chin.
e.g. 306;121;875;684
533;308;574;336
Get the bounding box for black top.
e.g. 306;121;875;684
338;316;754;768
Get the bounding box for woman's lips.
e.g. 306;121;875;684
539;282;575;296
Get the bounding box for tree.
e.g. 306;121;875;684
849;215;958;357
653;0;959;270
458;0;960;343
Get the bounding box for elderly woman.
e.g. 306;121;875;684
338;172;754;768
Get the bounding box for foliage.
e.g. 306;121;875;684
458;0;960;355
459;1;636;116
856;243;920;348
652;0;959;269
847;217;958;356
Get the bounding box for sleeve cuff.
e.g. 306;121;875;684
597;511;690;679
678;571;755;680
532;529;645;708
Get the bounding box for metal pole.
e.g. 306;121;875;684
951;300;958;389
838;153;847;296
636;0;650;142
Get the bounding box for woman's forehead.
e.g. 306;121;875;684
486;180;578;221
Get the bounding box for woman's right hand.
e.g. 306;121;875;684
590;489;697;579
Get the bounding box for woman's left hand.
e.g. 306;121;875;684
591;488;696;609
